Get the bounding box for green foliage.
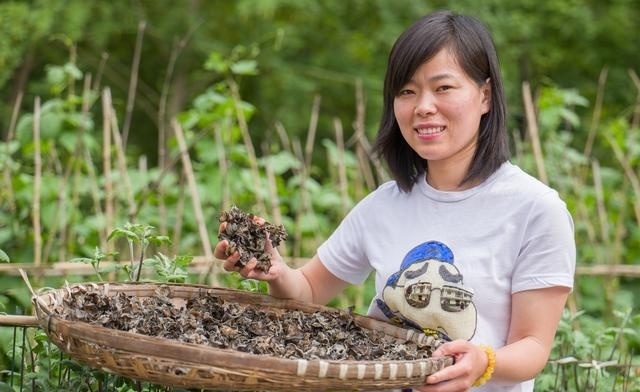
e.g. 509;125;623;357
535;309;640;391
71;246;118;282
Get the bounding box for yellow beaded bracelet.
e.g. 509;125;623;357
472;344;496;387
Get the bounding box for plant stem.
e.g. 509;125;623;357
32;97;42;266
522;81;548;184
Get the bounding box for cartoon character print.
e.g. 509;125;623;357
376;241;477;341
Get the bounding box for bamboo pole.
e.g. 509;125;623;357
522;81;548;184
333;118;350;216
263;146;287;257
0;315;39;327
172;119;217;285
227;78;266;217
79;75;108;250
6;90;22;142
158;38;182;236
171;174;186;256
102;88;114;247
305;95;321;166
121;21;146;148
352;78;376;193
108;103;137;221
32;97;42;266
584;68;608;158
604;133;640;226
274;122;293;154
592;160;609;245
92;52;109;92
1;259;640;278
292;138;308;258
214;124;230;212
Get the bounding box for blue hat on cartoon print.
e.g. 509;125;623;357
386;241;454;286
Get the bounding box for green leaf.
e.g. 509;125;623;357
204;52;229;74
0;249;9;262
230;59;258;75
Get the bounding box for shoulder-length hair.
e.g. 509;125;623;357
373;10;509;192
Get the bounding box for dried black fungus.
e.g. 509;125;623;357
52;287;436;361
218;206;287;273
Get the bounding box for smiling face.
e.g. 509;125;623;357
393;48;491;179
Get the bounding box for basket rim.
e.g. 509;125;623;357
32;281;454;389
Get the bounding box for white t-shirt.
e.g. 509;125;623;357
317;162;576;392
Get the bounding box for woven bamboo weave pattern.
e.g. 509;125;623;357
32;282;453;391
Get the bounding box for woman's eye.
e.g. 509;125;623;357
397;89;414;96
437;85;453;91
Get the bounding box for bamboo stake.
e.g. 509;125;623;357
333;118;350;215
32;97;42;266
108;104;137;221
592;160;609;245
604;133;640;226
2;258;639;278
171;174;186;255
353;78;376;193
305;95;321;166
292;138;309;258
102;88;114;247
214;124;230;212
584;68;608;158
522;81;548;184
158;38;182;236
78;75;108;250
42;146;68;264
172;119;217;285
263;144;287;256
0;315;39;327
121;21;146;148
6;90;22;142
92;52;109;94
274;122;293;154
227;78;266;217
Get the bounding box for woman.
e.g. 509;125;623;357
214;10;575;392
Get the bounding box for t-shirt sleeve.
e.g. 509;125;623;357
511;190;576;293
317;198;374;285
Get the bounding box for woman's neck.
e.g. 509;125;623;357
425;162;476;191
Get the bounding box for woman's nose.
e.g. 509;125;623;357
414;93;437;116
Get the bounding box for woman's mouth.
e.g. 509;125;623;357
416;126;445;135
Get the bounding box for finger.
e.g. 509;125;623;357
431;340;468;357
217;221;227;235
239;259;259;277
213;239;229;259
222;252;242;272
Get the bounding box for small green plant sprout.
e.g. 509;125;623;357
72;247;119;281
107;223;171;282
146;253;193;283
0;248;9;263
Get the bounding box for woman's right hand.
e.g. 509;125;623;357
213;221;286;282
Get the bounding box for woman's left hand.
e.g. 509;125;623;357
413;340;488;392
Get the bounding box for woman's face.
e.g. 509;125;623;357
393;48;491;172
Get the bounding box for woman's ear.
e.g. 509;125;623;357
481;78;491;114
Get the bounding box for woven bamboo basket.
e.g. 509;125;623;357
32;282;453;391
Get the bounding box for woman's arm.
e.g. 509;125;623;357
214;235;348;304
417;286;570;391
494;286;570;382
269;254;350;304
